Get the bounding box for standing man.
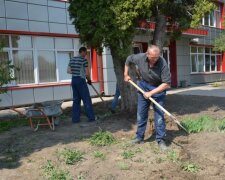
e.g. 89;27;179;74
124;45;171;151
67;47;96;123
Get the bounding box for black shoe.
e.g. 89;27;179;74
110;109;115;114
88;116;99;122
130;138;144;144
72;120;80;124
158;140;168;151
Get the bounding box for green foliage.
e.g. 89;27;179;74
181;162;201;173
68;0;153;59
42;160;71;180
93;151;106;160
218;119;225;131
58;148;84;165
88;130;117;146
122;150;135;159
117;162;130;170
181;116;225;133
167;150;179;162
68;0;214;55
213;33;225;52
0;118;28;133
191;0;215;28
0;42;16;94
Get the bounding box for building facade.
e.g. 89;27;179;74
0;0;225;108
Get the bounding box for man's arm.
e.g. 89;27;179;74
124;64;131;82
143;83;170;99
124;53;144;81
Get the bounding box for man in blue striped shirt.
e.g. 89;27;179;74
67;47;96;123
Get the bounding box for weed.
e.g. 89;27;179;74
155;157;166;163
117;162;130;170
88;130;117;146
77;174;86;180
93;151;106;160
0;118;27;132
167;150;179;162
181;162;201;173
42;160;71;180
122;150;135;159
218;119;225;131
181;116;225;133
58;148;84;165
134;158;145;163
134;147;144;153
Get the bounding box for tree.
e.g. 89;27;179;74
68;0;214;111
214;18;225;52
0;41;15;95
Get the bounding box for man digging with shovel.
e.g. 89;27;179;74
124;45;171;151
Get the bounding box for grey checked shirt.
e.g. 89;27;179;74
125;53;171;86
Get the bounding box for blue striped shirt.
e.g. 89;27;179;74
68;55;88;79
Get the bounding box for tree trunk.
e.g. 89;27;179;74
110;49;137;112
152;14;167;51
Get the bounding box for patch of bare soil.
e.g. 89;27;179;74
0;94;225;180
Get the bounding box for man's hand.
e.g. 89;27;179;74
124;75;131;82
87;79;92;85
143;91;152;99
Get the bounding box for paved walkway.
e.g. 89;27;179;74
167;84;225;97
0;84;224;119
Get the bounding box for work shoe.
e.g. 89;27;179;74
158;140;167;151
130;138;144;144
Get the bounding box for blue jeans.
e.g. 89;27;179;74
136;80;166;142
71;76;95;122
111;84;120;111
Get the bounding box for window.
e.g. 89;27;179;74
13;50;34;84
38;51;56;83
190;46;222;73
0;34;85;85
202;4;221;28
57;51;73;81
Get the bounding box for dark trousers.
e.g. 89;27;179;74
136;80;166;142
71;76;95;122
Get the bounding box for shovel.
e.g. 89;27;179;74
128;80;188;134
89;83;105;103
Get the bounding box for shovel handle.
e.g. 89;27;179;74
128;80;172;117
128;80;189;134
90;84;105;103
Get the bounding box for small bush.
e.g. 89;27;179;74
167;150;179;162
42;160;71;180
181;162;201;173
58;148;84;165
122;150;135;159
93;151;106;160
181;116;225;133
88;130;117;146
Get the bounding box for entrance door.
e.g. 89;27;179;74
162;47;170;70
57;51;73;81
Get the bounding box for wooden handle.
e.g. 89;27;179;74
91;84;105;102
128;80;172;117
